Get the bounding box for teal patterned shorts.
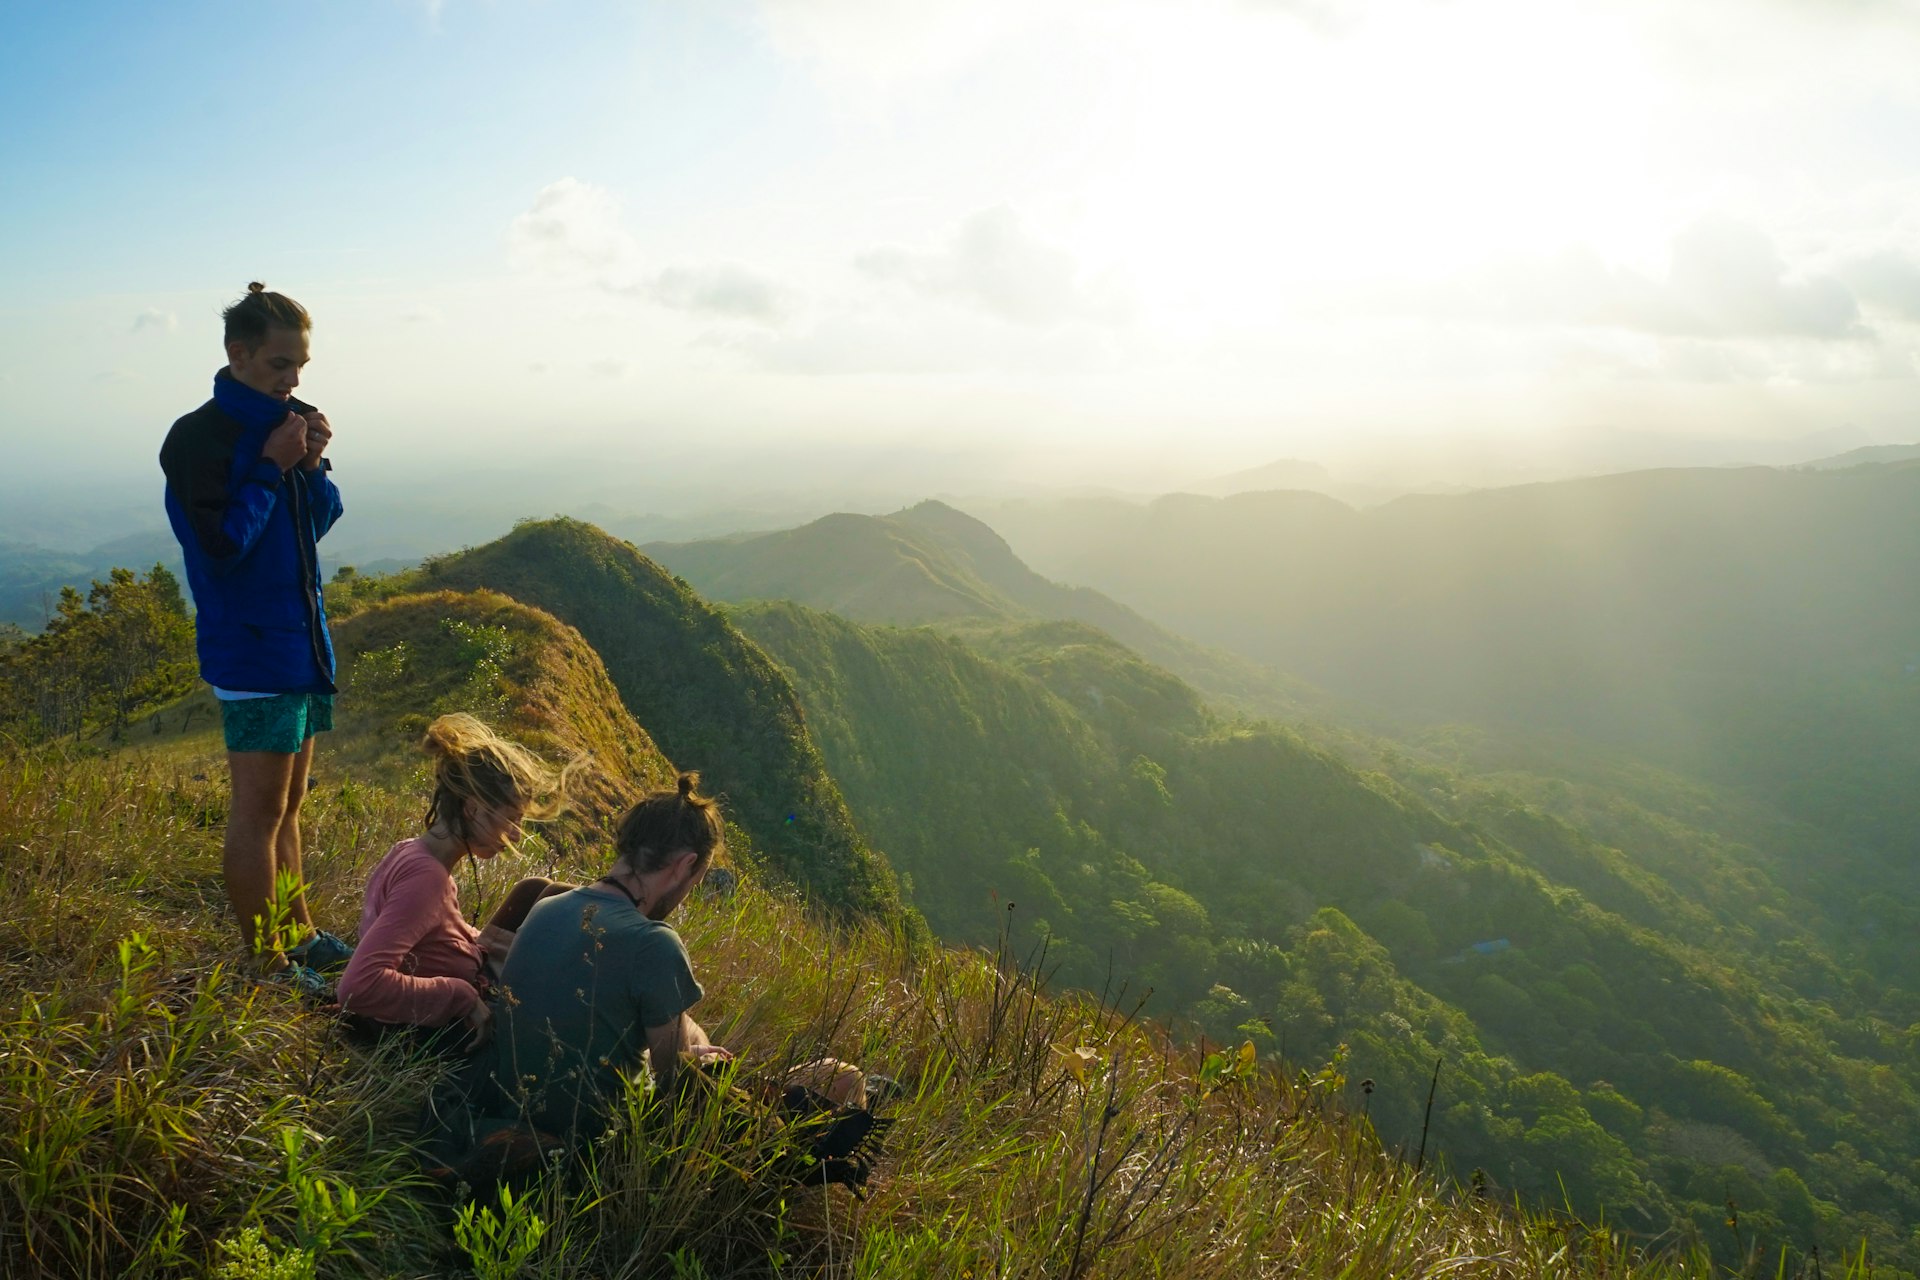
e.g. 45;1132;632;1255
220;692;335;754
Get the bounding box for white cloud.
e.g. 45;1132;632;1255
131;308;177;334
1663;218;1860;339
1409;217;1865;341
587;359;627;378
510;178;638;277
510;180;797;325
1837;249;1920;322
634;263;796;325
401;306;444;326
724;308;1127;377
857;206;1128;328
1236;0;1361;36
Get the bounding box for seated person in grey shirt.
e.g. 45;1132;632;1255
472;772;860;1143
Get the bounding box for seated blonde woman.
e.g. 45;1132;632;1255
337;713;577;1050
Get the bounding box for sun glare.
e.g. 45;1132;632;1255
1072;0;1665;331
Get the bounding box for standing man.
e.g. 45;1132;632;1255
160;282;350;992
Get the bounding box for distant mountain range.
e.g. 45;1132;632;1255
964;463;1920;862
0;531;182;628
1798;442;1920;470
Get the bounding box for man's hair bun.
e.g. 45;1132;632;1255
615;773;724;873
224;283;309;346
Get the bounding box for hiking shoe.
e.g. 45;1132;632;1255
288;929;355;974
266;962;334;1003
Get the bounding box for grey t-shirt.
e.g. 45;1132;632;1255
478;883;703;1138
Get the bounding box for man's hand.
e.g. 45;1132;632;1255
463;998;495;1052
298;410;331;471
262;412;309;472
647;1013;728;1092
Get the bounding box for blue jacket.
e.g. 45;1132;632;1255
160;378;343;694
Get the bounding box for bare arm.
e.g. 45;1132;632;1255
644;1014;728;1094
336;858;482;1029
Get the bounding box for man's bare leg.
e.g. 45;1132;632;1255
226;747;300;963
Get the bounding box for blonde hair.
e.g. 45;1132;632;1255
420;712;578;845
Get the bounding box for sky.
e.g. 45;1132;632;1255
3;0;1919;506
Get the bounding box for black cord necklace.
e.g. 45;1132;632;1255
597;874;645;913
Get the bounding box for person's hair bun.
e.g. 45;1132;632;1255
676;771;700;800
419;712;470;761
247;281;266;294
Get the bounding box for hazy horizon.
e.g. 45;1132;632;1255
2;423;1911;571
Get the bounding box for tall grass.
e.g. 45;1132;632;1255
0;740;1888;1277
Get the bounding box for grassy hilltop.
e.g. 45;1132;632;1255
4;579;1726;1280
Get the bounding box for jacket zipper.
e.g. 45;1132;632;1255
287;470;333;688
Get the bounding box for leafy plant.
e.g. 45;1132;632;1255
454;1184;549;1280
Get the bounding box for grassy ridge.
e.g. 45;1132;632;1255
326;589;682;846
421;518;899;919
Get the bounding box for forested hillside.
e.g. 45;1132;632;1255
969;463;1920;861
729;599;1920;1266
644;500;1920;1268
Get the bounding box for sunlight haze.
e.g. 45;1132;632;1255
2;0;1916;496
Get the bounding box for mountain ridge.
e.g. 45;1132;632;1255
418;517;900;918
649;499;1324;720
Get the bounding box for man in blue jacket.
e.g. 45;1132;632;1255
161;283;348;992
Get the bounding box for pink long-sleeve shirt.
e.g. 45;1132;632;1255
337;838;484;1028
